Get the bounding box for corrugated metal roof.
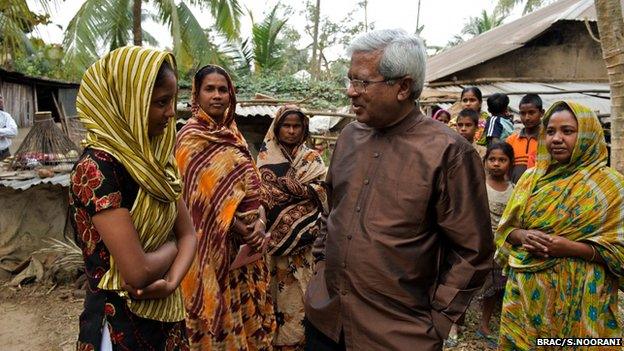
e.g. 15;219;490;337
0;173;70;191
236;104;281;117
177;103;349;133
425;81;611;115
425;0;620;83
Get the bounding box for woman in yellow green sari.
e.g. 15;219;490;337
495;101;624;350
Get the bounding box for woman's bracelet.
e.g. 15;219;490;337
258;218;266;227
589;245;597;262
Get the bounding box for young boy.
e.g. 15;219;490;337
456;109;486;159
506;93;543;183
484;93;514;146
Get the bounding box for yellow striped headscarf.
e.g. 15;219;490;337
76;46;185;322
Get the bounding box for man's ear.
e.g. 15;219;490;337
397;76;414;102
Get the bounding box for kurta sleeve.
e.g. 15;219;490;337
431;146;494;329
311;161;332;263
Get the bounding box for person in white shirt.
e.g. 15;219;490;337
0;93;18;160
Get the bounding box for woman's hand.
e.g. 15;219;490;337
124;278;175;300
244;220;267;252
508;229;550;258
518;230;579;258
539;235;579;257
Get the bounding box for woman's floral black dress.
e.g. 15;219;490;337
69;148;189;351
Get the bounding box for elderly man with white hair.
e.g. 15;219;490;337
304;29;494;350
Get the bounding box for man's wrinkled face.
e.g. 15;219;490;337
346;51;404;129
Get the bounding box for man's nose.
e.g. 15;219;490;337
346;85;359;97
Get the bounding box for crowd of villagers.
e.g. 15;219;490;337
67;44;623;351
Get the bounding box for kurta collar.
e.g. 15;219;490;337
373;107;422;137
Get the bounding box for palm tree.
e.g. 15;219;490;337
447;9;506;48
495;0;554;15
0;0;54;66
62;0;242;79
461;9;506;37
233;5;288;75
595;0;624;173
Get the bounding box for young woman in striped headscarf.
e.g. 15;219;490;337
71;46;196;350
175;65;275;350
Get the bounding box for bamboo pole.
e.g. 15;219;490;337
302;110;356;119
310;135;339;141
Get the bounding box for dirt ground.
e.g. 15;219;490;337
0;282;622;351
0;281;495;351
0;282;82;351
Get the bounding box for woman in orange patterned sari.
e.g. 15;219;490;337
175;65;275;350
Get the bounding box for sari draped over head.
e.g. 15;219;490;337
175;65;270;338
494;101;624;283
257;105;328;256
494;101;624;349
76;46;184;322
257;105;327;348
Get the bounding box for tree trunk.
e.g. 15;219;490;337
310;0;321;80
416;0;421;33
133;0;142;46
364;0;368;32
595;0;624;173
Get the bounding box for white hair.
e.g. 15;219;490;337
348;29;426;99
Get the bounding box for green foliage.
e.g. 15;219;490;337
230;4;290;76
12;40;65;78
301;0;372;75
446;9;506;47
235;73;347;109
495;0;553;15
278;26;308;75
62;0;241;80
251;5;288;73
0;0;52;65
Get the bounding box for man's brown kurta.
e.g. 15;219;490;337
304;108;494;350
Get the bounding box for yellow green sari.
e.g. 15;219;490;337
494;101;624;350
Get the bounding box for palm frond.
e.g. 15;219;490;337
106;0;132;50
62;0;114;78
252;4;287;73
175;2;233;72
495;0;552;15
461;9;506;37
0;0;42;64
231;37;253;75
187;0;243;40
142;30;159;47
36;238;83;272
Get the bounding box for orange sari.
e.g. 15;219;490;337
176;66;275;350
